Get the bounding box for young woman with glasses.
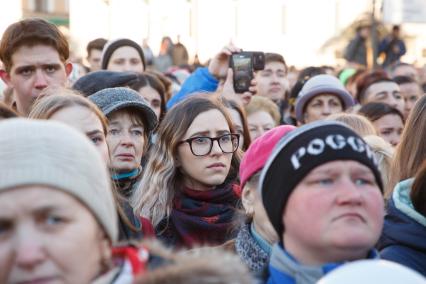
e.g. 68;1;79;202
131;94;242;248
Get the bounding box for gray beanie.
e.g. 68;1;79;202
89;87;157;134
295;74;354;122
0;118;118;243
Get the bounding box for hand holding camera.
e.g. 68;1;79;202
229;51;265;93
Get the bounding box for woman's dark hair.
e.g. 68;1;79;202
393;75;417;85
411;160;426;218
221;98;251;151
358;102;404;123
0;102;18;119
128;73;167;122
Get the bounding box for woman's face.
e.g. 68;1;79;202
50;105;110;165
304;94;343;124
283;160;384;265
247;110;276;141
242;181;278;244
364;81;405;115
228;108;245;150
107;111;146;173
177;109;236;191
107;46;144;73
372;114;404;147
0;186;110;283
138;86;162;119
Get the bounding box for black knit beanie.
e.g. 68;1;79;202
101;38;146;71
260;121;383;238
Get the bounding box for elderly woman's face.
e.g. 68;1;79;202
0;186;110;283
304;94;343;124
282;160;384;265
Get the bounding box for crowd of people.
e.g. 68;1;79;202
0;17;425;283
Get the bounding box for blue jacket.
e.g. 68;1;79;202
264;244;379;284
166;67;219;109
378;178;426;277
378;36;406;67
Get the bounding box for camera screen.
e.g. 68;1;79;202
233;56;251;73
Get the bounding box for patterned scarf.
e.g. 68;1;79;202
235;223;271;273
112;167;142;198
167;184;240;248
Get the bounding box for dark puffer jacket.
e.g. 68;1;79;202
378;178;426;277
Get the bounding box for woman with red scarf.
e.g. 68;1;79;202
132;95;242;248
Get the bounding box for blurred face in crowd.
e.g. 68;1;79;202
87;49;103;72
392;65;418;82
399;82;422;118
107;46;144;73
255;61;288;104
363;81;405;115
227;108;245;150
303;94;343;124
107;110;146;173
0;186;110;283
283;160;384;265
138;86;162;119
372;114;404;147
242;175;278;244
49;105;110;164
247;111;276;141
0;44;72;116
177;109;236;191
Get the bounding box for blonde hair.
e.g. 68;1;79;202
245;96;281;125
389;95;426;195
363;135;394;199
29;87;108;134
131;94;241;227
326;112;377;137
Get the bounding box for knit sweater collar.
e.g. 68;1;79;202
235;223;271;272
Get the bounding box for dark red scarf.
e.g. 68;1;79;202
168;184;240;248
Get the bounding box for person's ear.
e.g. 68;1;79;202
97;230;112;271
302;112;309;124
241;185;255;217
65;62;73;77
0;69;12;87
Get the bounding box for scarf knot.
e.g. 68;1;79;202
165;184;239;248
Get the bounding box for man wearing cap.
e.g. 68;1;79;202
294;74;354;125
260;121;385;284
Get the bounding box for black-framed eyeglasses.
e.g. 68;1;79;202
178;134;240;156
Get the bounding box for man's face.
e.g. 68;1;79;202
255;61;288;104
87;49;102;72
0;45;71;116
399;82;422;118
283;160;384;265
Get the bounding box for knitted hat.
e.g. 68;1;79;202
239;125;296;189
295;74;354;122
0;118;118;243
73;70;139;97
260;121;383;238
89;87;157;134
101;38;146;71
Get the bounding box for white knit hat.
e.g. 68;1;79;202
0;118;118;243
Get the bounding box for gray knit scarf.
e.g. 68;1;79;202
235;223;270;272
